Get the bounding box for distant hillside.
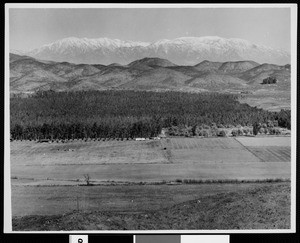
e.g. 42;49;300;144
128;57;177;68
218;61;260;74
239;64;291;85
185;74;248;91
194;60;223;72
9;54;290;96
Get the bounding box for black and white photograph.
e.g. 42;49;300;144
4;4;297;232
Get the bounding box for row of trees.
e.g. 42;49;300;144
167;122;286;138
11;119;162;140
10;90;291;140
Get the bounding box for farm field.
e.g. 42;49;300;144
11;137;291;184
12;182;291;230
235;136;291;147
10;136;291;225
12;183;276;217
239;89;291;112
235;137;291;162
11;137;290;184
10;139;168;165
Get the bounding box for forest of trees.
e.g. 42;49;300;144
10;90;291;140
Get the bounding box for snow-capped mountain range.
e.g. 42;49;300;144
12;36;290;65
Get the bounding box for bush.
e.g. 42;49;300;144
267;120;274;128
193;126;203;136
84;174;91;186
218;130;227;137
237;129;243;136
203;125;210;130
268;128;273;135
262;76;277;84
202;130;209;137
210;127;218;137
231;130;238;137
275;128;281;135
243;128;249;135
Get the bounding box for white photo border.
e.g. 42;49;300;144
4;3;297;234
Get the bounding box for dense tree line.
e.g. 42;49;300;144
10;90;291;140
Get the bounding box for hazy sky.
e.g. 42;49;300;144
9;7;291;52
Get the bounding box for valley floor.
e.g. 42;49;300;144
12;182;290;230
10;136;292;231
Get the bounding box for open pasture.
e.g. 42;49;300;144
163;137;261;163
10;137;291;184
162;137;243;150
236;137;291;162
11;182;289;217
10;136;291;221
235;136;291;147
11;161;290;183
10;139;167;166
247;147;291;162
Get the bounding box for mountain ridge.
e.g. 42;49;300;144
11;36;290;65
9;53;290;96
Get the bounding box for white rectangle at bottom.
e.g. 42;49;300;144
69;235;88;243
181;235;229;243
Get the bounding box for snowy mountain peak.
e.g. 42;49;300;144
10;49;27;56
24;36;290;65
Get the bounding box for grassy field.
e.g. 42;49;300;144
12;182;291;230
11;137;291;184
239;88;291;111
10;139;168;165
10;136;291;230
235;137;290;147
12;183;278;216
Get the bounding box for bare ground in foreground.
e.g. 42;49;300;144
12;182;290;231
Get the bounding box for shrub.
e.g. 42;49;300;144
193;126;203;136
262;76;277;84
218;130;227;137
203;125;210;130
262;123;267;128
237;129;243;136
84;174;91;186
268;128;274;135
210;127;218;137
197;130;203;136
275;128;281;135
243;128;249;135
267;120;274;128
202;130;209;137
231;130;238;137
